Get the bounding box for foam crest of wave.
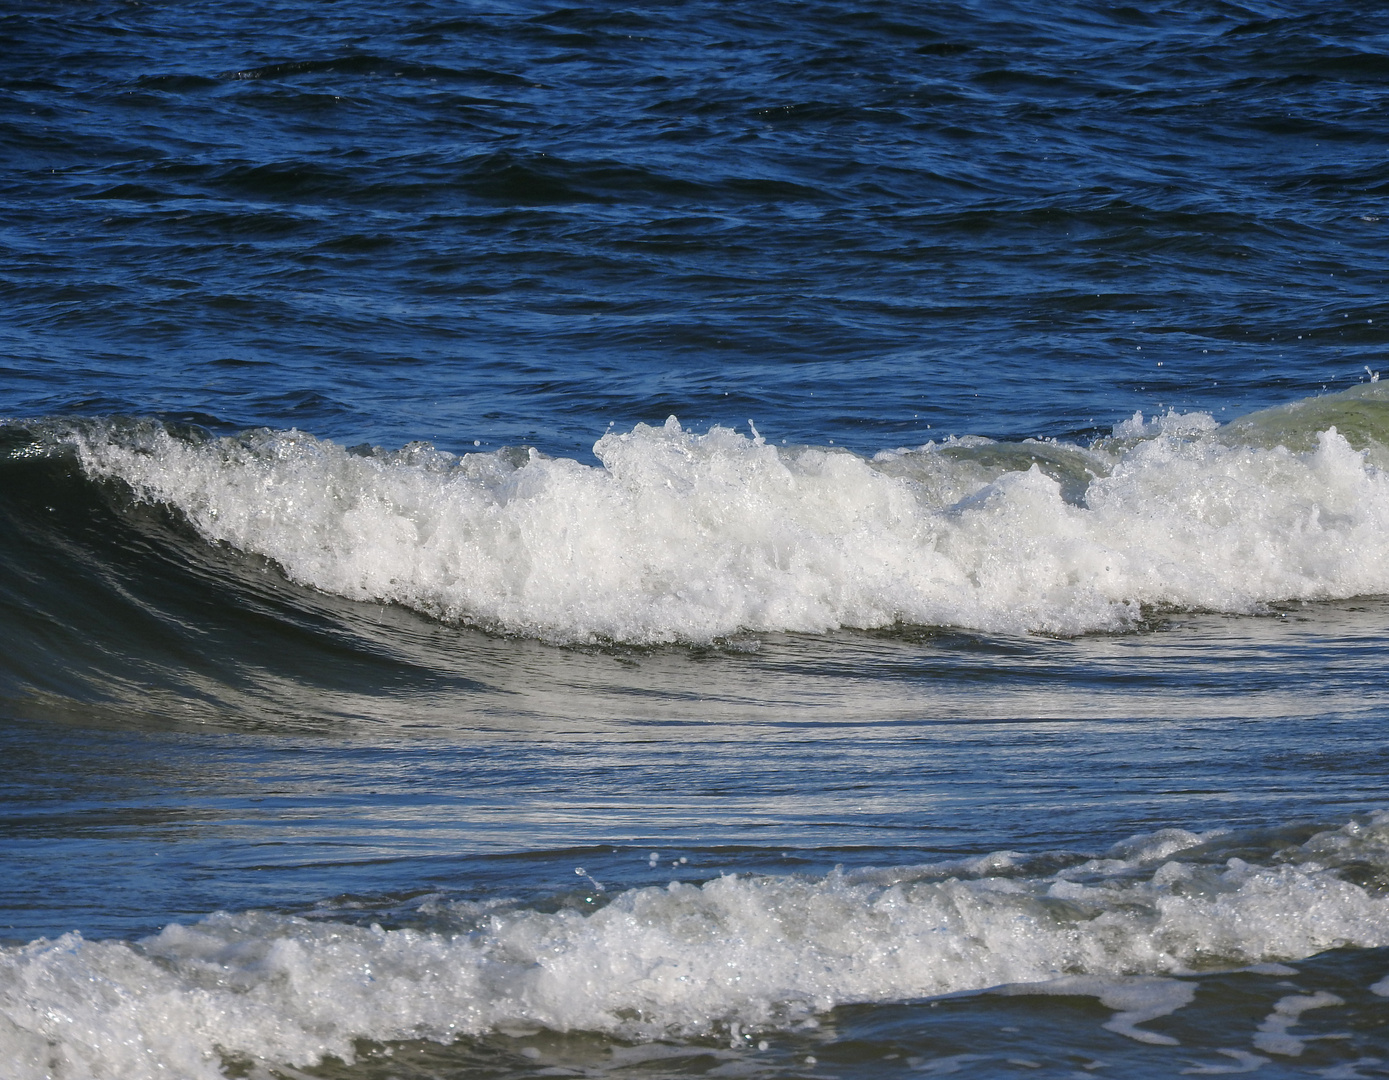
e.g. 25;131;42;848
61;407;1389;642
4;817;1389;1079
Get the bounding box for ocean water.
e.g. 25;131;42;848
3;1;1389;1077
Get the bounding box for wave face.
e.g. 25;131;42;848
18;383;1387;644
3;815;1388;1079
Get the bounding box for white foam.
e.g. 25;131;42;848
1243;963;1299;976
59;407;1389;643
1180;1048;1270;1074
1252;991;1344;1056
4;822;1389;1079
996;975;1196;1045
1316;1059;1389;1079
1113;409;1221;440
912;1053;986;1074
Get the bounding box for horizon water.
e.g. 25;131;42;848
4;2;1389;1078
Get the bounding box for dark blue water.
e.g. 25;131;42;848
6;0;1388;453
3;2;1389;1077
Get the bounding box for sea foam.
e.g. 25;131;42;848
57;391;1389;643
3;816;1389;1079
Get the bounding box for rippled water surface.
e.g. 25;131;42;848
3;2;1389;1078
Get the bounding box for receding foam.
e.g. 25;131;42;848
3;816;1389;1079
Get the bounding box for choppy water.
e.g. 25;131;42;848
4;2;1389;1078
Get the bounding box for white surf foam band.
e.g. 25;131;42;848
58;392;1389;644
3;817;1389;1079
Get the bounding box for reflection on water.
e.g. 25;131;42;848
3;443;1388;945
4;594;1389;942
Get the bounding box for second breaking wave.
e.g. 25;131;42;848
5;815;1389;1079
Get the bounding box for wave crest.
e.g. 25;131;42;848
28;390;1389;642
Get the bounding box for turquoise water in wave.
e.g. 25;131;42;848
3;2;1389;1077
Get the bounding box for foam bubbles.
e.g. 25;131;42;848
54;400;1389;643
1252;991;1345;1056
4;819;1389;1078
1112;408;1221;440
997;975;1196;1045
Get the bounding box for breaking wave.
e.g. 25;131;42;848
4;815;1389;1079
8;383;1382;643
